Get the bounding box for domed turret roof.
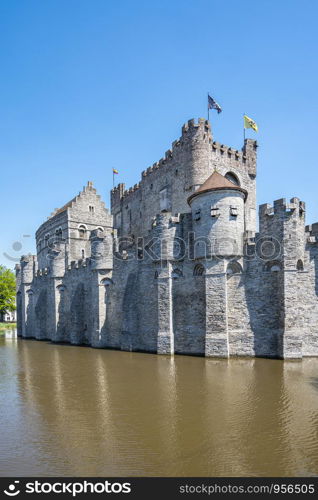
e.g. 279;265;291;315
188;171;247;204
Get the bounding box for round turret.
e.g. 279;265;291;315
188;171;247;258
20;254;36;284
150;213;182;262
48;242;66;278
90;228;113;270
181;118;212;191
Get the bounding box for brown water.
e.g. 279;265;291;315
1;331;318;477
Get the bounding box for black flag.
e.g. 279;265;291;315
208;94;222;114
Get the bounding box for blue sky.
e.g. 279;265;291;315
1;0;317;268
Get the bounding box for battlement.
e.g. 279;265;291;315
21;254;37;264
211;141;244;161
305;223;318;243
123;182;141;198
111;119;258;215
35;267;49;278
150;212;182;229
259;197;305;218
68;258;90;270
181;117;210;134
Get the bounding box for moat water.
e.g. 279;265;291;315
1;330;318;477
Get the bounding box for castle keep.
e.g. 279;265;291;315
16;118;318;359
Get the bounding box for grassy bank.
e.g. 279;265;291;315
0;322;17;334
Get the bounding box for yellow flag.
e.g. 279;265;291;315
244;115;258;132
113;168;119;174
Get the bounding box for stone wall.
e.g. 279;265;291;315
15;118;318;360
111;119;257;239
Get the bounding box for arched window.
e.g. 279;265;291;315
172;268;183;279
154;270;159;279
97;227;104;232
227;261;243;275
193;263;205;276
225;172;240;186
81;249;85;259
264;261;282;272
101;278;113;286
78;225;86;239
297;259;304;271
55;228;63;240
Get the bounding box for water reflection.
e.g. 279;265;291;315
0;334;318;476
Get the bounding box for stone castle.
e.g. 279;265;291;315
16;118;318;359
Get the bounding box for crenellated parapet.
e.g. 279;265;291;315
111;183;125;208
110;117;257;238
305;223;318;244
259;197;305;228
111;118;212;211
242;138;257;177
90;228;113;270
259;197;306;272
47;241;66;278
147;212;183;262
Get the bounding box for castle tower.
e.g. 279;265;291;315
90;228;114;347
259;197;306;358
149;213;183;355
181;118;213;192
188;172;247;357
19;255;37;338
46;242;66;342
188;171;247;259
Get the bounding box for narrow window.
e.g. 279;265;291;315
194;209;201;221
89;205;95;213
230;206;238;217
211;206;220;217
55;228;63;240
160;187;170;212
115;212;122;229
81;249;85;259
297;259;304;271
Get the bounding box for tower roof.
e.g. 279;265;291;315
187;171;247;204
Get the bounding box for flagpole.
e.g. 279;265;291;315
207;92;209;121
113;170;114;188
243;114;246;143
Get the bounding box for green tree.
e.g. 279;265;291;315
0;266;16;314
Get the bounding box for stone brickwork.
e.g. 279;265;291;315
16;118;318;359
